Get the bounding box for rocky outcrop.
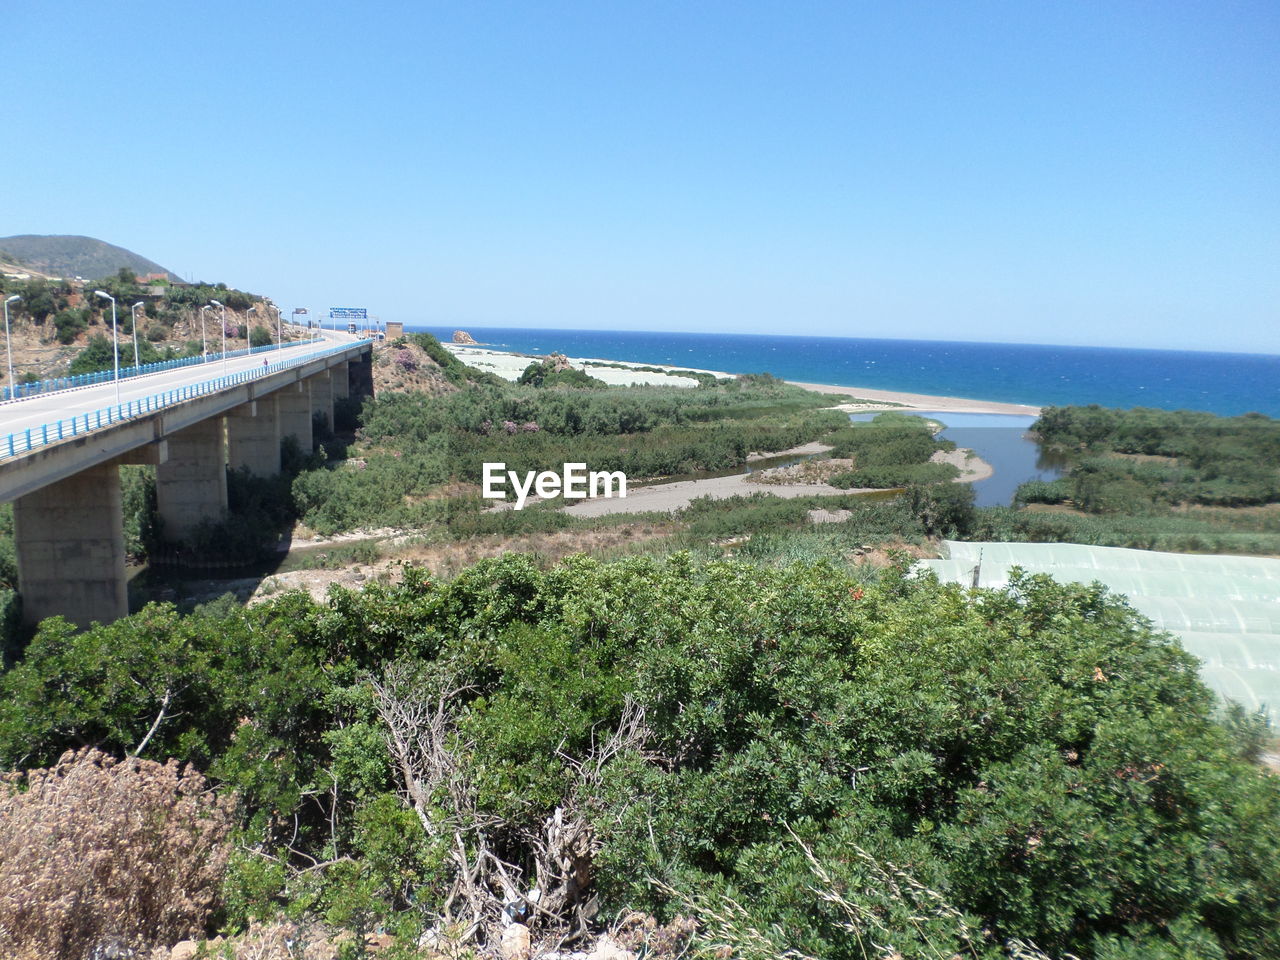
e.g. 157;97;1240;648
373;340;458;396
453;330;478;344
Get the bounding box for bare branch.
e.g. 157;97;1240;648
131;687;172;757
373;670;653;948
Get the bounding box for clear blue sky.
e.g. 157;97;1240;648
4;1;1277;353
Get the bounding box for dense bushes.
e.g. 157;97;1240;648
830;460;960;488
828;411;950;460
52;307;89;343
2;554;1277;956
820;411;958;490
292;444;453;534
359;375;837;444
971;505;1280;554
518;357;607;388
290;366;845;533
1032;406;1280;509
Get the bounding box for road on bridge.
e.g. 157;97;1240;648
0;329;361;444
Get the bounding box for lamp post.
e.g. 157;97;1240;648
93;290;122;405
267;303;282;350
130;301;144;368
199;305;212;358
4;294;20;399
209;299;227;370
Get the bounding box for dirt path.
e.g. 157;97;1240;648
562;471;858;518
561;443;993;518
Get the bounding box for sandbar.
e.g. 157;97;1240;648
786;380;1041;416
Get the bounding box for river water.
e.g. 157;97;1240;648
850;411;1068;507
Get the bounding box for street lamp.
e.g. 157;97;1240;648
130;301;144;368
266;303;282;350
199;305;213;357
3;294;21;399
93;290;122;405
209;299;227;370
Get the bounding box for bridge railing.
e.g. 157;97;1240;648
1;335;323;402
1;339;372;462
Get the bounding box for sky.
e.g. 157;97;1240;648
3;1;1277;353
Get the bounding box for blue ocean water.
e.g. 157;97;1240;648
411;326;1280;417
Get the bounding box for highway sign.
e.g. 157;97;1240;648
329;307;367;320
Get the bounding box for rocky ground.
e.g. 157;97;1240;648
152;913;698;960
372;339;461;394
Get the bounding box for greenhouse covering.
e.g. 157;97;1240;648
918;541;1280;723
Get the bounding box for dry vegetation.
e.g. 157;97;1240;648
0;749;233;958
372;340;461;395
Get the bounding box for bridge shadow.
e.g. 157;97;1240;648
128;410;365;614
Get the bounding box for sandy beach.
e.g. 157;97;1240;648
444;342;1041;415
786;380;1042;416
444;343;711;387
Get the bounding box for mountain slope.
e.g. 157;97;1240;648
0;235;176;281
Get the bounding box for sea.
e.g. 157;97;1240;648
410;326;1280;418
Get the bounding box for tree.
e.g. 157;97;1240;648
52;308;89;344
249;325;274;348
68;334;117;375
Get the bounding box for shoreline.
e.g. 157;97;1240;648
785;380;1042;416
442;342;1042;416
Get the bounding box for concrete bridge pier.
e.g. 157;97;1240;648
309;371;334;436
277;380;313;451
155;419;228;543
226;398;281;476
331;361;350;401
13;462;128;628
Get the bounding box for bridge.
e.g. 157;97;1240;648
0;332;375;629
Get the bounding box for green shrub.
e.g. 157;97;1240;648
1014;477;1072;506
1034;406;1280;508
52;308;89;344
518;359;607;388
830;461;960;488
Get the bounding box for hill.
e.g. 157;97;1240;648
0;253;58;281
0;234;176;281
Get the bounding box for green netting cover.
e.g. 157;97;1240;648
918;541;1280;723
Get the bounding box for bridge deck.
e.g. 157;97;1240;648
0;332;371;502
